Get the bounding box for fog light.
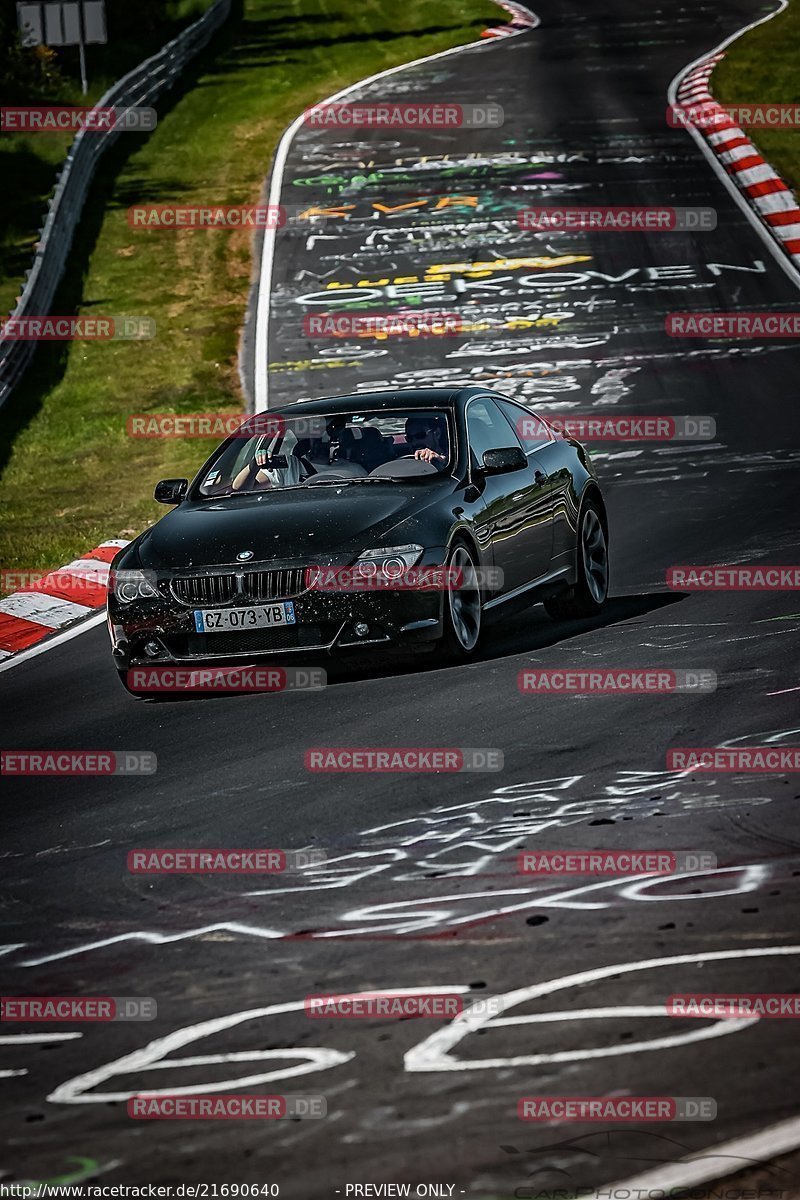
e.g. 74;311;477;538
354;623;369;638
144;641;161;657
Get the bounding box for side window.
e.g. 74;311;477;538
199;436;256;494
466;398;522;466
495;397;552;455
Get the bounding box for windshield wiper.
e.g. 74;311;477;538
201;477;397;498
304;476;391;486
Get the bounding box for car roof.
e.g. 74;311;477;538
274;387;482;415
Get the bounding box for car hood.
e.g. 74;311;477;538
135;484;444;571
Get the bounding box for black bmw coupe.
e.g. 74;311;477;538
108;387;609;694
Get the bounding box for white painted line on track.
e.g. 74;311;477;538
57;559;111;578
667;0;800;291
0;540;126;672
608;1113;800;1193
405;946;800;1071
0;592;93;627
0;610;106;677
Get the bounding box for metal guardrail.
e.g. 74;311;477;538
0;0;232;409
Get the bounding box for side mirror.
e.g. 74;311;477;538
481;447;527;476
154;478;188;504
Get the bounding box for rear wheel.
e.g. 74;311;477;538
544;498;608;620
437;542;483;660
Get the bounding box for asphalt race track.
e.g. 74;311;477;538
3;0;800;1192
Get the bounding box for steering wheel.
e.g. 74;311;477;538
369;457;437;477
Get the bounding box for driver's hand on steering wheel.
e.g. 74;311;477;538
414;447;445;463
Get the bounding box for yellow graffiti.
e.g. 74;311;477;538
497;315;563;330
269;358;355;371
325;254;591;290
297;205;355;219
337;315;565;340
435;194;479;210
297;194;481;221
426;255;591;280
371;199;428;214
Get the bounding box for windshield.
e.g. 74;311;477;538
196;409;453;497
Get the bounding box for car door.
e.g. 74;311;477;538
465;396;553;594
495;396;572;562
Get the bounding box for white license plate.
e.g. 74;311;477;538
193;602;296;633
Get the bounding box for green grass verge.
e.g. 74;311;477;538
713;2;800;190
0;0;212;319
0;0;501;577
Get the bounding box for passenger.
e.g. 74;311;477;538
232;432;303;491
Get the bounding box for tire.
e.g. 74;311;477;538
544;497;609;621
437;542;483;661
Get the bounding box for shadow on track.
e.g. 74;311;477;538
140;590;688;702
330;589;689;682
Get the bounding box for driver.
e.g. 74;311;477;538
405;415;448;466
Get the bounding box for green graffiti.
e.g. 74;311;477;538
291;159;550;190
7;1156;107;1189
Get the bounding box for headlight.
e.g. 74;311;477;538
112;568;159;604
353;545;423;581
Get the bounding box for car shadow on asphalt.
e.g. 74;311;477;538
326;590;690;685
141;591;689;701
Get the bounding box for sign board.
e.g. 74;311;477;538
16;1;106;47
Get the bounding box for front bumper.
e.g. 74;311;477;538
107;568;445;668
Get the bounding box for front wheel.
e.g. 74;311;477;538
544;499;609;620
437;543;483;661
